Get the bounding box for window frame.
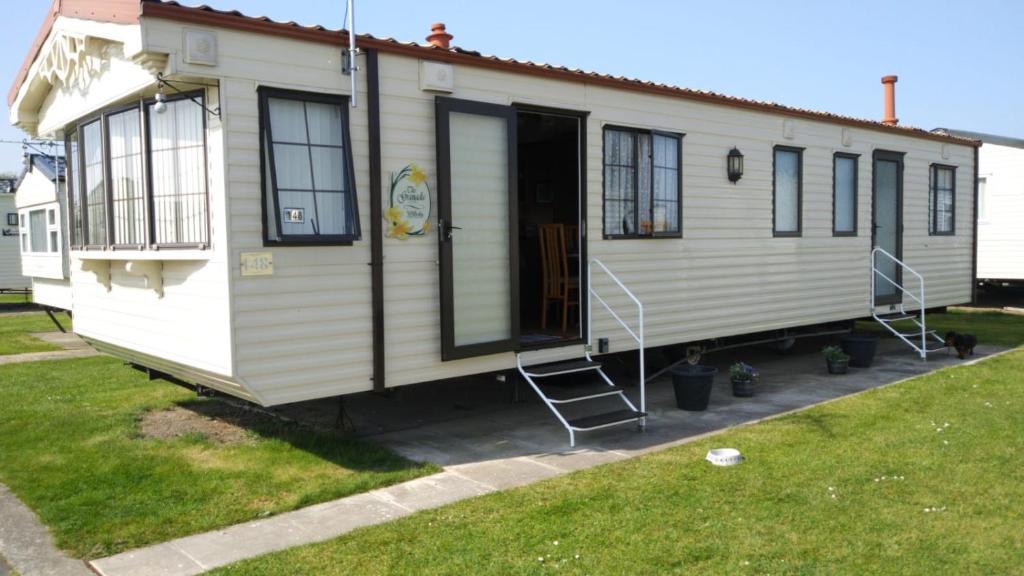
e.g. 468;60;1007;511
5;213;15;227
258;86;361;246
832;152;859;237
65;90;210;251
929;163;956;236
601;124;684;240
772;145;804;238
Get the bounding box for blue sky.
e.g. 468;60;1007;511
2;0;1021;173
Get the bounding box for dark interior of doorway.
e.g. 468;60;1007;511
517;110;581;347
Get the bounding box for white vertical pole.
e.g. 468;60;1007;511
347;0;357;108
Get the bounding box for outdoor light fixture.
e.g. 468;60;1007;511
153;90;168;114
154;74;221;118
727;147;744;183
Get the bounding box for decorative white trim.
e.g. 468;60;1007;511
131;50;170;77
124;260;164;297
37;33;119;93
79;259;111;291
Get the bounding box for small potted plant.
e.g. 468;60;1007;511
729;362;758;397
823;345;850;375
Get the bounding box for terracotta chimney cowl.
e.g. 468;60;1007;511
881;75;898;126
426;23;453;49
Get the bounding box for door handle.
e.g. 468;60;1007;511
439;219;462;242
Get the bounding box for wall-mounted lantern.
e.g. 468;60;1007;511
727;147;744;183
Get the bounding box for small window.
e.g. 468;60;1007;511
259;87;360;244
5;213;15;226
929;164;955;235
29;209;47;252
47;209;55;226
773;146;803;237
50;231;59;252
602;126;682;238
833;153;858;236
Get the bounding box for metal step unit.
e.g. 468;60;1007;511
516;352;645;447
871;248;949;359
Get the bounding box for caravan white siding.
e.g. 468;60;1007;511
141;21;376;405
977;142;1024;282
0;194;30;291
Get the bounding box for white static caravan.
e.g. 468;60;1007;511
14;154;71;309
934;128;1024;286
9;1;979;440
0;178;32;293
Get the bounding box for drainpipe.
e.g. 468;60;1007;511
367;49;385;393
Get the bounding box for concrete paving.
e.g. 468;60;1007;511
90;339;1005;576
0;484;93;576
0;332;100;365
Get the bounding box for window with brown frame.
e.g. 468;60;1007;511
65;91;210;250
773;145;803;237
602;126;683;238
258;87;360;245
929;164;955;235
833;152;858;236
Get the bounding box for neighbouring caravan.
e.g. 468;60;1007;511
9;1;979;440
934;128;1024;286
14;153;71;309
0;178;31;293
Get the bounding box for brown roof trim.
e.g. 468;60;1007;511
8;0;142;107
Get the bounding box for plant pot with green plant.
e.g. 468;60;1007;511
729;362;758;397
823;345;850;375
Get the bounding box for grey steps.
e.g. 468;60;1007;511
541;382;625;404
522;359;601;377
568;409;646;431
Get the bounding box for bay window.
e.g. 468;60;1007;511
66;92;209;250
259;87;360;245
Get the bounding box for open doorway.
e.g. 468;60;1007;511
516;109;583;347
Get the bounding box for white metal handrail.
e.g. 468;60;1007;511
871;247;930;358
588;258;645;419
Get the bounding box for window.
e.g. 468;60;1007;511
47;208;59;253
147;98;209;246
833;153;858;236
929;164;955;235
66;130;83;248
602;126;682;238
65;92;209;250
259;88;360;244
108;107;146;246
28;209;47;252
5;213;15;226
81;120;106;247
773;146;803;236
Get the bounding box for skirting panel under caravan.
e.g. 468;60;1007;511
84;338;259;404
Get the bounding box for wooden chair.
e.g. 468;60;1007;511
539;223;578;333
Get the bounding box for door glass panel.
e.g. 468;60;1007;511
874;159;899;301
449;112;511;347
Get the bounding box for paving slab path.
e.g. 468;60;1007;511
0;332;100;365
0;485;93;576
89;341;1007;576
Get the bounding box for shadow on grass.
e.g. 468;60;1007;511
150;398;430;475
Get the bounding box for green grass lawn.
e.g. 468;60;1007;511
0;293;33;304
215;350;1024;574
0;312;66;355
0;357;437;559
857;308;1024;348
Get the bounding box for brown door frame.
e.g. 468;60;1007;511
872;149;905;307
436;96;520;361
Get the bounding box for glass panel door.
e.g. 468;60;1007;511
437;98;518;360
873;152;903;306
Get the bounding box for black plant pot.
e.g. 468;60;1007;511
731;377;755;397
841;333;879;368
826;358;849;375
671;365;717;411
